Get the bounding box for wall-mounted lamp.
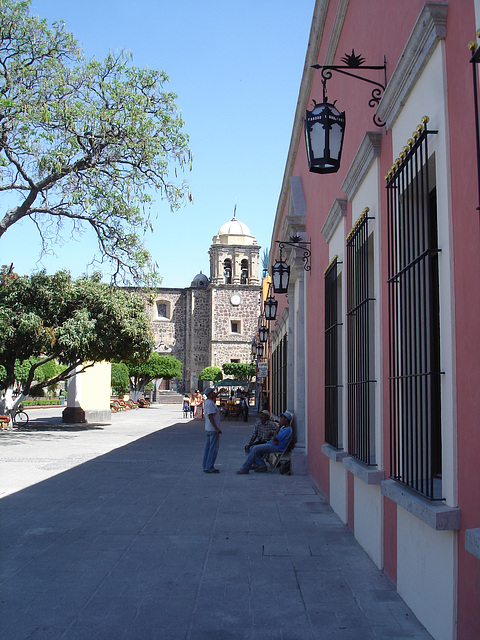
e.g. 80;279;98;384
306;50;386;174
469;37;480;212
264;295;278;321
272;235;312;293
259;324;269;343
272;257;290;293
305;99;345;175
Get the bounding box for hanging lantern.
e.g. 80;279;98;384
256;343;264;358
272;258;290;294
259;325;269;343
304;99;345;174
264;296;278;321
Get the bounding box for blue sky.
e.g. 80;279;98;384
1;0;315;287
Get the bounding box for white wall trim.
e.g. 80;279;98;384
321;198;347;243
343;456;385;485
325;0;349;64
376;2;448;129
382;479;461;531
322;443;348;462
341;132;382;200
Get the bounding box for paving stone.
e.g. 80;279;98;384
0;406;433;640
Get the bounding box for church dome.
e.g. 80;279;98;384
213;213;257;247
191;271;209;288
217;217;252;237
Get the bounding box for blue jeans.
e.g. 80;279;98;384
203;431;220;471
242;443;277;470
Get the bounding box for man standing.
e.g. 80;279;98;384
244;410;276;452
237;411;293;474
203;387;222;474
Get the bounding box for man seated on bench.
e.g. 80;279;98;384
244;410;277;452
237;411;293;474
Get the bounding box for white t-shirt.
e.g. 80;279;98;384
204;398;220;432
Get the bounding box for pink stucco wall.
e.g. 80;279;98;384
444;2;480;637
271;0;480;636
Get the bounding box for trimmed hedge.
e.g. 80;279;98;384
21;399;64;406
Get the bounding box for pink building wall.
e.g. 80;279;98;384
445;3;480;638
269;1;480;637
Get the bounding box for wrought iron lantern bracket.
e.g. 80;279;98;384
469;38;480;212
275;235;312;272
312;50;387;128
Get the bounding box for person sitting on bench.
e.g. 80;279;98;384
237;411;293;474
244;410;276;452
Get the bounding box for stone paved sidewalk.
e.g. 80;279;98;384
0;405;432;639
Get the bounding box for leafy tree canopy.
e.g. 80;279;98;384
0;267;153;402
0;0;192;284
198;366;222;382
111;361;130;397
126;352;182;400
222;362;255;381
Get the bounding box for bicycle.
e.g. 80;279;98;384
12;406;29;427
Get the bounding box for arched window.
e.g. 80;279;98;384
240;259;249;284
224;258;232;284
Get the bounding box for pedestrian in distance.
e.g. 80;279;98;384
189;393;195;418
194;389;204;418
203;387;222;474
241;393;249;422
182;394;190;418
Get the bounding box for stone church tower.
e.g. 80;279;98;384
208;214;260;373
143;213;261;393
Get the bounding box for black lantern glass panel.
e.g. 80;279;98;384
272;259;290;294
259;325;269;343
256;343;264;358
304;100;345;174
264;296;278;321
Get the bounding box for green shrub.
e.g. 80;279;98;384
22;399;63;406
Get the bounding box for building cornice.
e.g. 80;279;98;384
341;132;382;200
321;198;347;243
376;2;448;129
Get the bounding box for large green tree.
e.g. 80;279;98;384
222;362;255;381
0;0;192;284
111;362;130;397
0;268;153;410
198;366;223;383
126;352;182;401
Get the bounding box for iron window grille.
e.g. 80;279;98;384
346;208;376;465
272;334;288;417
386;120;442;500
324;256;343;449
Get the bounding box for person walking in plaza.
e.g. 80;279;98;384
241;393;249;422
244;410;276;452
203;387;222;473
189;392;195;418
237;411;293;474
182;394;190;418
195;390;203;418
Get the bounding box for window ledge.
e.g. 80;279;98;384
342;456;385;485
381;479;461;531
465;529;480;560
322;443;349;463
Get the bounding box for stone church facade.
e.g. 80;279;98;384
142;215;261;392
